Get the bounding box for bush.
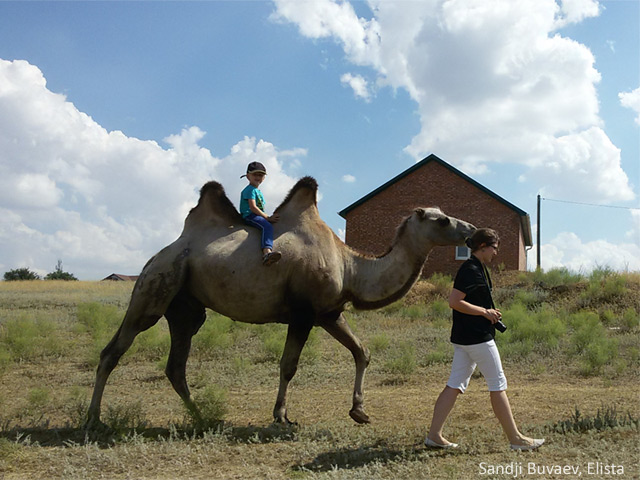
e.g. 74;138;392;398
532;267;582;288
512;288;549;310
426;272;453;297
187;385;228;430
551;405;639;434
104;400;149;433
569;311;618;375
428;299;450;328
383;342;416;377
76;302;124;367
44;261;78;281
580;268;628;307
422;339;452;365
398;304;429;320
369;333;390;352
3;268;40;281
622;308;640;331
499;303;566;356
0;313;67;361
192;313;237;357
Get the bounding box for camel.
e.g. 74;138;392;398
86;176;475;428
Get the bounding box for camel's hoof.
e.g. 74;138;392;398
83;417;110;432
274;416;297;426
349;408;371;424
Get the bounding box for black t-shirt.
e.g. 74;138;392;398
450;255;496;345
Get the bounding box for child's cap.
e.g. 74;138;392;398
241;161;267;178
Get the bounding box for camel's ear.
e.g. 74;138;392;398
414;208;427;219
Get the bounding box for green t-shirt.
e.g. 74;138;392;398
240;184;265;218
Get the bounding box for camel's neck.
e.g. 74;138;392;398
344;238;433;310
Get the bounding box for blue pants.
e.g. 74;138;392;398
244;214;274;250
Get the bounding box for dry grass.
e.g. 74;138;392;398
0;278;639;480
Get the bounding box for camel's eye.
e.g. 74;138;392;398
437;217;450;227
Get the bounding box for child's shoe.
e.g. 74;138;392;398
263;251;282;266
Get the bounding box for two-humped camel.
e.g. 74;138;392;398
86;177;475;428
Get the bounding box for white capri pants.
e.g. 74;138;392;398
446;340;507;393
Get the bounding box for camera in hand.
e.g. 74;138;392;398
495;320;507;333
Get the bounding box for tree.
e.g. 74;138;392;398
45;260;78;281
4;268;41;281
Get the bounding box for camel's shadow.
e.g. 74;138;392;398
291;443;445;473
0;422;299;449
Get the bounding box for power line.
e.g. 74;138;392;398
541;197;640;211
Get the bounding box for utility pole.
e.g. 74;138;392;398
537;194;541;271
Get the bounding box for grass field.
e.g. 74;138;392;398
0;270;638;480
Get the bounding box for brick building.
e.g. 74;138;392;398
338;154;532;278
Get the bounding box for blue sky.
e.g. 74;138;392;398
0;0;638;280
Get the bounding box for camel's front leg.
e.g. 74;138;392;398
273;321;312;424
321;313;371;424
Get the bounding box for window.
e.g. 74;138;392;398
455;246;470;260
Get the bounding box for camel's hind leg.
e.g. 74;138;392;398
86;311;162;428
321;313;371;424
164;291;206;419
273;321;313;424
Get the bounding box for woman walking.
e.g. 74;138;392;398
425;228;544;451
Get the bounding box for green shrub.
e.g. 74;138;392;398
63;387;89;428
428;299;451;328
369;333;390;352
133;324;171;360
426;272;453;297
77;302;124;367
580;268;628;306
192;314;235;355
0;348;11;375
398;304;428;320
187;385;228;430
17;387;50;426
259;324;287;362
77;302;122;341
499;303;566;355
622;308;639;331
532;267;583;288
104;400;148;432
569;311;618;375
380;300;403;315
0;313;67;361
550;405;639;434
512;288;549;309
423;339;452;365
384;342;416;377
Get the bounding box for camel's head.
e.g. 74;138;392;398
407;207;476;249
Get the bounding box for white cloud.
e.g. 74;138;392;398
0;59;301;279
273;0;635;206
555;0;601;28
528;230;640;273
342;174;356;183
619;87;640;125
340;73;372;102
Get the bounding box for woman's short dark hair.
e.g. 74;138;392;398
467;228;500;252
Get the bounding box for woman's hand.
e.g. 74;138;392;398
483;308;502;324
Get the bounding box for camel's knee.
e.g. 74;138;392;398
352;344;370;367
165;357;188;386
280;361;298;382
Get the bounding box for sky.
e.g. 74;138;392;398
0;0;638;280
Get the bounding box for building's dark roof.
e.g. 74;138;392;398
339;154;532;246
102;273;139;281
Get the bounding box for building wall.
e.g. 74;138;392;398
342;160;527;278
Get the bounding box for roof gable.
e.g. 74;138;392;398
339;154;532;246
